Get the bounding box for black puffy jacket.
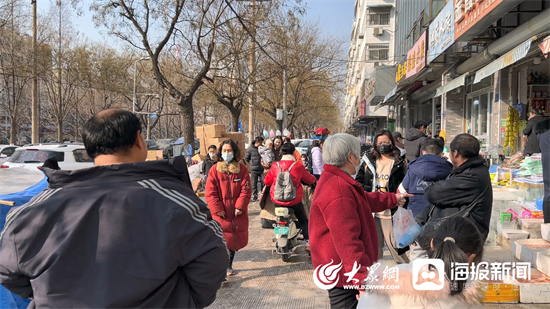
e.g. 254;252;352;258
356;155;406;193
245;145;263;173
523;115;546;155
417;155;493;241
535;119;550;222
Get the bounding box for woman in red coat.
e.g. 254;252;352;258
264;143;316;241
205;140;251;278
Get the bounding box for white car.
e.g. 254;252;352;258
0;145;19;165
294;139;315;156
1;144;94;171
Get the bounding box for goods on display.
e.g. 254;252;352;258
504;106;520;149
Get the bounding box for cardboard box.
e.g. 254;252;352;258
207;137;230;148
146;150;164;161
195;124;225;138
192;154;205;163
223;132;245;141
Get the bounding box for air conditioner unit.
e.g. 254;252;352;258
373;28;383;36
374;62;380;66
358;34;364;39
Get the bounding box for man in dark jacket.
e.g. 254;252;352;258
404;120;428;162
523;109;546;156
245;136;264;201
0;110;228;308
536;118;550;223
417;133;493;242
401;139;452;217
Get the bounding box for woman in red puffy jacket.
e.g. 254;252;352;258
264;143;316;241
205;140;251;278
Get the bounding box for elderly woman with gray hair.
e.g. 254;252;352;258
309;133;410;309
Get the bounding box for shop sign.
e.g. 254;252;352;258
364;80;375;100
395;60;407;83
454;0;504;40
500;127;506;133
474;37;533;84
428;1;455;63
406;31;427;79
539;36;550;58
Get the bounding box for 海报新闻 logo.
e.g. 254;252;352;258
312;260;343;290
412;259;445;290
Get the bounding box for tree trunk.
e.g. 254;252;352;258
57;119;63;142
9;118;16;145
179;97;195;152
230;109;240;132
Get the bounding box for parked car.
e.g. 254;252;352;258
1;144;94;171
0;145;19;165
156;138;175;158
294;139;314;156
146;139;160;150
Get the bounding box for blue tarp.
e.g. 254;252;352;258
0;176;48;309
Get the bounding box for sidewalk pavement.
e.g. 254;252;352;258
208;201;545;309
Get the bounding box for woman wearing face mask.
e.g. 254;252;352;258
272;136;284;162
358;216;485;309
205;140;251;281
356;129;407;264
201;145;218;183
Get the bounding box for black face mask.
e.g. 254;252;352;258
377;144;393;155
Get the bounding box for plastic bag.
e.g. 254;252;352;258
393;207;422;248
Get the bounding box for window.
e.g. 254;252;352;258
368;44;389;61
8;150;65;163
367;9;390;25
73;149;93;163
0;147;16;157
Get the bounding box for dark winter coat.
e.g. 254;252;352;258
309;164;397;289
401;154;453;217
523;115;546;155
356;155;406;194
417;155;493;242
0;157;228;308
404;128;428;162
205;160;252;251
535;119;550;221
201;155;218;177
245;145;263;173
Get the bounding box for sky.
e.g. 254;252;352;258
37;0;355;51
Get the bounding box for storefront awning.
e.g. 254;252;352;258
473;37;535;84
435;73;469;97
383;86;398;104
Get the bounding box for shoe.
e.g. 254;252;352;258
222;277;228;283
251;197;258;202
304;240;310;253
227;268;235;276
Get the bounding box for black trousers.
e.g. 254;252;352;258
229;250;235;269
250;171;264;199
328;287;358;309
274;202;309;240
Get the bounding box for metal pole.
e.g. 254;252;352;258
147;116;150;140
248;0;256;146
31;0;38;143
133;61;137;114
282;66;288;131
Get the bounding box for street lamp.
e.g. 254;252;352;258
132;57;150;114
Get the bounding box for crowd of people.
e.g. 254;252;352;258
1;109;547;309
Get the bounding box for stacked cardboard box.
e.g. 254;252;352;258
196;125;247;157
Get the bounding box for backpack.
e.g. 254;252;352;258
274;162;297;202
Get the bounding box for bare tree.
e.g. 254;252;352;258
87;0;231;146
40;0;89;142
0;0;31;144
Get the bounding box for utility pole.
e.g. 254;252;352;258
31;0;38;143
248;0;256;146
282;66;288;131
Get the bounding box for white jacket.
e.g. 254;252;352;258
358;264;484;309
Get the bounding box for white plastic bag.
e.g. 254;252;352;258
392;207;422;248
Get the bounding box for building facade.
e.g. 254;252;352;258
344;0;397;143
345;0;550;159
